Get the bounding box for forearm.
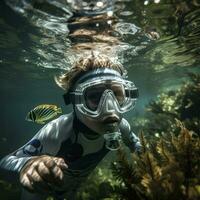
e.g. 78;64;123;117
0;154;32;182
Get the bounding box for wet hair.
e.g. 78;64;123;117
55;54;127;91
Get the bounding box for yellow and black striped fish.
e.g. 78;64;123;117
26;104;62;124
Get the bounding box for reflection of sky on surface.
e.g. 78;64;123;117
0;0;200;154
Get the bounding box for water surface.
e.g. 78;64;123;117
0;0;199;156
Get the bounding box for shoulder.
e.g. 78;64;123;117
35;113;74;143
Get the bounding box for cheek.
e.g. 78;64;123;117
86;117;104;130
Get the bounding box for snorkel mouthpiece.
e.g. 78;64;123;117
103;131;122;151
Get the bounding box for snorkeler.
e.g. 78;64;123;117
0;55;141;200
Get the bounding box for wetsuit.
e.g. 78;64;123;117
0;113;141;200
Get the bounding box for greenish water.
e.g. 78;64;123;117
0;0;199;198
0;0;199;153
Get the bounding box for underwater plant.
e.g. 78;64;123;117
77;122;200;200
0;179;20;200
111;121;200;200
76;163;119;200
133;73;200;139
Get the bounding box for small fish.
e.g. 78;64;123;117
26;104;62;124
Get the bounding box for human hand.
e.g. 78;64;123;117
19;155;68;193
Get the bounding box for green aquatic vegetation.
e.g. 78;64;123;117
0;180;20;200
134;73;200;138
111;121;200;200
76;167;118;200
110;148;145;200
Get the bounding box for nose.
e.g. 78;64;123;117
106;97;115;112
99;90;122;123
103;91;118;113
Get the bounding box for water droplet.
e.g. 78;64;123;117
107;20;112;25
96;1;104;7
120;11;133;16
107;10;113;17
155;133;160;138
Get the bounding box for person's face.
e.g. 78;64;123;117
74;84;123;135
71;69;137;135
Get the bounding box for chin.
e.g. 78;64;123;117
102;122;120;133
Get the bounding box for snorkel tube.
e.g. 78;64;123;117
103;131;122;150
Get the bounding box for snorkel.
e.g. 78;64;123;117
63;68;139;151
103;131;122;150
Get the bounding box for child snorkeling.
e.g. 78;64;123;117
0;55;141;200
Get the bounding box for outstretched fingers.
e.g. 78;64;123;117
20;156;68;193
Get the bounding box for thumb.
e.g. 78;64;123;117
52;157;68;170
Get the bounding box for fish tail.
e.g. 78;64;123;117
25;117;32;122
25;115;29;121
57;107;62;113
26;111;35;122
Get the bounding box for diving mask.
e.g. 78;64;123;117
63;68;139;118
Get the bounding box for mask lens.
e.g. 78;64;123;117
84;82;126;111
84;85;105;111
111;83;126;106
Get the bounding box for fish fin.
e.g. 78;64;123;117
57;107;62;113
36;120;45;125
25;116;29;121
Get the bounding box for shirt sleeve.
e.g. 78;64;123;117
120;118;142;153
0;115;70;183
